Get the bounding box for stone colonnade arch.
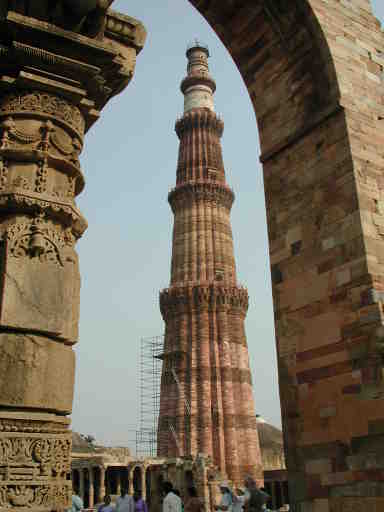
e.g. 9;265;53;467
185;0;384;510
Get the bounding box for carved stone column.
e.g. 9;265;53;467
79;469;85;504
270;481;277;511
128;470;134;495
116;470;121;496
99;466;106;501
141;468;146;501
89;468;94;509
0;4;145;512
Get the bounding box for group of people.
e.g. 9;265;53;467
69;487;148;512
99;489;148;512
70;476;275;512
214;476;272;512
162;477;272;512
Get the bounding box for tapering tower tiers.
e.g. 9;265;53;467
158;44;263;485
182;44;216;113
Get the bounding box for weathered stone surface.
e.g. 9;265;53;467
0;222;80;342
0;333;75;413
0;0;115;37
187;0;384;509
0;411;72;511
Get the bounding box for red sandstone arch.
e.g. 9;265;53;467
186;1;384;510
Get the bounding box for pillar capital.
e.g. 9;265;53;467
0;8;146;131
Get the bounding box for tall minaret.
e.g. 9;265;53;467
158;43;263;485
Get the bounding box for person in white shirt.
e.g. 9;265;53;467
116;487;134;512
214;482;233;512
69;486;83;512
162;481;182;512
232;488;249;512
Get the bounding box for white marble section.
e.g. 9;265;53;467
184;85;214;113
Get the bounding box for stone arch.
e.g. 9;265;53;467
93;466;102;505
145;466;151;504
72;469;80;492
133;466;143;493
184;1;384;510
185;469;194;488
83;467;90;509
189;0;341;155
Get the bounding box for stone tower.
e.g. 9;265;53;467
158;43;263;485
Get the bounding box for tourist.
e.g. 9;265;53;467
116;487;134;512
98;495;114;512
70;486;83;512
133;489;148;512
162;481;182;512
243;477;269;512
184;486;203;512
259;488;272;512
214;482;233;512
232;488;247;512
173;489;184;512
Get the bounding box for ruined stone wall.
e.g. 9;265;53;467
189;1;384;511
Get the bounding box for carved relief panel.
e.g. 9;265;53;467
0;91;85;343
0;92;85;210
0;216;80;342
0;415;72;511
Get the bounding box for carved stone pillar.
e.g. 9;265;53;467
128;471;134;495
270;481;277;511
116;470;121;496
89;468;94;508
279;482;285;509
79;469;85;504
0;4;145;512
99;466;106;501
141;468;146;501
105;468;110;496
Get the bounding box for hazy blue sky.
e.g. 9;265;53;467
72;1;384;451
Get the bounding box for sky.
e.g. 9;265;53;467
72;1;384;452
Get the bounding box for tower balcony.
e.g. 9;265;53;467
168;180;234;213
159;283;249;319
180;72;216;96
175;109;223;138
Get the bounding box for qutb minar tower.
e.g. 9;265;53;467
158;43;263;485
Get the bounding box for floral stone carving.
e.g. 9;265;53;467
0;217;80;342
0;413;72;510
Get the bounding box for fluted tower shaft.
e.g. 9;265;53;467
158;44;263;485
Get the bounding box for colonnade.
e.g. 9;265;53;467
72;464;148;509
263;477;289;511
